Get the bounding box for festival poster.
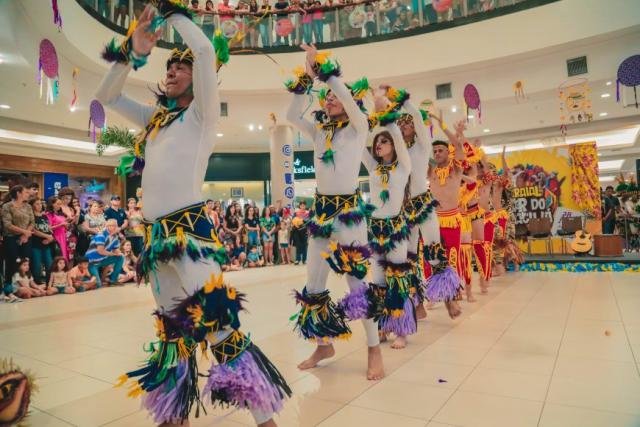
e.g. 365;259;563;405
488;145;583;234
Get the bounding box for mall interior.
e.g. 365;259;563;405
0;0;639;426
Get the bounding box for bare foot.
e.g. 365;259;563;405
367;345;385;380
258;419;277;427
415;302;427;320
445;300;462;319
466;290;477;302
480;278;489;294
379;331;388;343
297;344;335;370
391;335;407;349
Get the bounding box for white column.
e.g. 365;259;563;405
269;125;295;211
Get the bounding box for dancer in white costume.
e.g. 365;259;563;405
96;3;290;426
362;104;413;349
381;88;441;319
286;45;384;380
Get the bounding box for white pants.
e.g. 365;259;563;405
305;220;380;347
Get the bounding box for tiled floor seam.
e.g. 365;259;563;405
535;274;578;427
610;272;640;377
428;274;551;424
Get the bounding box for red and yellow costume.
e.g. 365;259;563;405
436;208;464;280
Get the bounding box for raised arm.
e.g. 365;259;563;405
404;100;431;155
286;95;317;142
361;143;377;173
95;63;155;128
387;122;410;172
325;76;369;134
169;14;220;123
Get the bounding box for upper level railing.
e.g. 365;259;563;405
76;0;558;52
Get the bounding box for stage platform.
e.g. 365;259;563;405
520;252;640;272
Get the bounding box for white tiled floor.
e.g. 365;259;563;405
2;267;639;426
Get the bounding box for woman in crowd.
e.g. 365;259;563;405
245;205;261;248
261;206;277;265
224;203;243;246
301;1;314;44
1;185;35;285
57;187;81;264
258;0;272;47
82;200;106;239
45;196;71;262
246;0;260;47
30;198;56;285
202;0;216;39
125;197;145;256
323;0;337;41
311;0;324;43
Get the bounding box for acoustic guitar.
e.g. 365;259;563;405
570;230;593;255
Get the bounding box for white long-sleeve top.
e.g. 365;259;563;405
362;123;411;218
95;15;220;221
404;101;432;197
287;76;369;196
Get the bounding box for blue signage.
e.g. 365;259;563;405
284;186;295;199
284;172;294;185
43;172;68;198
282;144;292;156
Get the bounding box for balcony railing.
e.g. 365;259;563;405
77;0;558;52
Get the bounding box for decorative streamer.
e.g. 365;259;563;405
37;39;59;105
88;99;106;143
558;78;592;136
463;84;481;123
70;67;79;110
51;0;62;30
616;55;640;108
513;80;526;102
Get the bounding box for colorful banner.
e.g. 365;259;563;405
489;143;597;234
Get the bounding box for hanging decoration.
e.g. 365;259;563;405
513;80;526;102
463;83;481;123
558;78;592;136
70;67;79;110
569;142;600;219
616;54;640;108
51;0;62;30
37;39;59;105
432;0;453;13
88;99;106;143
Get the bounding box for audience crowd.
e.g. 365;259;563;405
0;183;312;302
98;0;506;47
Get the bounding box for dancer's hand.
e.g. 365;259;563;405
373;95;390;112
131;4;163;57
454;119;466;136
300;43;318;78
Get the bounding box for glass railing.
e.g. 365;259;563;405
77;0;556;51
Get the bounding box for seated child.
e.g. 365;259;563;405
118;240;137;284
68;257;98;291
246;245;264;268
12;258;50;298
48;256;76;295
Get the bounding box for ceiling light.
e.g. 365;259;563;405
467;115;474;119
129;128;137;133
598;159;624;172
248;124;255;131
0;104;10;109
483;129;490;133
451;106;458;113
599;112;608;117
601;93;611;98
258;125;263;130
69;105;77;112
606;81;612;86
0;58;3;64
216;133;223;137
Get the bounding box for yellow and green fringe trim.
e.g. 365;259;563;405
291;287;351;342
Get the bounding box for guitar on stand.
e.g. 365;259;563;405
570;230;593;256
